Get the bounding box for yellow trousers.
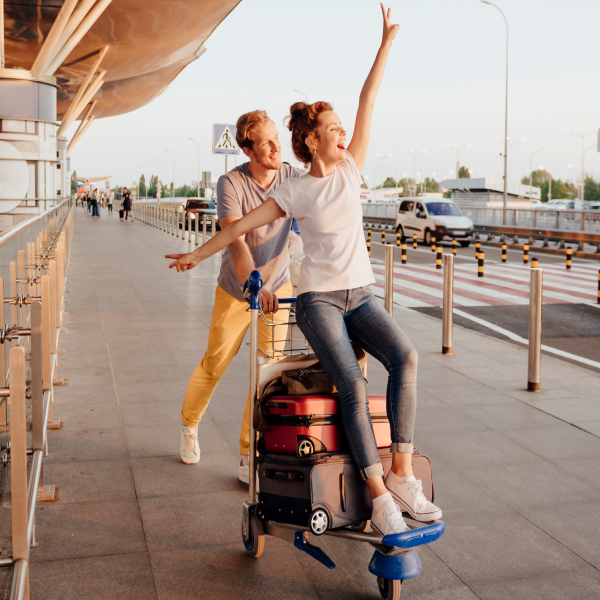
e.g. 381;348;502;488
181;282;293;455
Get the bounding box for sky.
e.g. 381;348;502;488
71;0;600;192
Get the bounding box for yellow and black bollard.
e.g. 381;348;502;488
478;251;485;277
452;239;457;256
381;230;386;245
367;229;371;257
501;243;507;263
396;230;401;247
412;234;417;249
566;247;572;270
401;243;407;264
431;236;436;252
475;241;481;259
531;257;539;269
597;271;600;304
523;244;529;264
436;246;442;269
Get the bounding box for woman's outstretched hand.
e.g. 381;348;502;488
380;3;400;47
166;253;200;273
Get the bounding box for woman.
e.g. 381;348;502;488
107;190;114;213
92;188;100;217
166;4;441;536
122;187;133;222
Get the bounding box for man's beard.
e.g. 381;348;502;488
256;153;282;170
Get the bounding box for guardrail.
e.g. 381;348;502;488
133;202;217;246
0;199;74;600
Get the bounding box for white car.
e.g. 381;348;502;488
536;199;582;210
395;197;473;247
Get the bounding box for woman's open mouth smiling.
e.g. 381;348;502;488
337;144;346;150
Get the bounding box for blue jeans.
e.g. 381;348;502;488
92;202;99;216
295;287;417;480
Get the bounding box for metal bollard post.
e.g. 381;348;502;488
366;229;371;257
401;243;407;265
203;214;207;245
396;230;401;247
566;247;572;269
176;210;180;239
527;268;543;392
501;243;507;263
195;214;199;246
531;257;539;269
597;270;600;305
381;230;386;245
385;245;394;315
412;234;417;249
475;241;481;259
431;236;436;252
442;254;454;355
523;244;529;264
436;246;442;270
452;239;457;256
478;251;484;277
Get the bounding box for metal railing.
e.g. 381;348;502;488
0;198;74;600
132;202;217;246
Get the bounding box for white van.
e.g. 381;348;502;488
395;197;473;247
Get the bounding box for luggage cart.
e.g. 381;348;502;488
241;270;445;599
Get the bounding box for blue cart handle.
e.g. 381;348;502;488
243;270;263;309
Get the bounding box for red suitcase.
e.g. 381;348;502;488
262;394;391;458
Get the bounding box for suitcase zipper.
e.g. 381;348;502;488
265;413;389;429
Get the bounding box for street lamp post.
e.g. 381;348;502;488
189;138;200;197
166;150;175;198
395;158;411;189
376;153;393;194
528;145;545;201
151;159;159;197
481;0;509;224
446;143;471;178
567;128;596;200
409;148;426;196
419;156;435;195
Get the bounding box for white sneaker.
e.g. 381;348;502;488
180;423;200;464
386;473;442;522
238;455;259;491
371;493;410;536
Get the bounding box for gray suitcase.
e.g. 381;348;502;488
257;448;434;534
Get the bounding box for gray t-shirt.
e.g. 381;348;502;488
217;162;305;301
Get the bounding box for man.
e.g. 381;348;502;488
166;110;304;483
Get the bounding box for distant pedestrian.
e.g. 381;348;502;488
107;190;114;213
122;187;133;222
92;188;100;217
86;191;92;214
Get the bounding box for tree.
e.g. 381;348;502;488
458;166;470;178
521;169;551;188
584;176;600;202
139;174;147;197
70;170;78;194
424;177;439;193
397;177;416;195
383;177;397;188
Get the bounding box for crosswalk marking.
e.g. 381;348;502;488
371;262;599;308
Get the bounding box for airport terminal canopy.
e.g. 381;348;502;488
444;177;541;207
4;0;242;120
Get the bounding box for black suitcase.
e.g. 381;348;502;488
119;209;124;219
257;448;434;535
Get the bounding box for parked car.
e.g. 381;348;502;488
395;197;473;247
177;198;221;231
585;202;600;210
536;199;583;211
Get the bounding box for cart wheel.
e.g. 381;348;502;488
296;439;315;458
350;520;371;532
242;514;265;558
309;508;330;536
377;577;402;600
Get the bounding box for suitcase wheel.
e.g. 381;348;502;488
242;513;265;558
309;508;330;536
296;439;315;458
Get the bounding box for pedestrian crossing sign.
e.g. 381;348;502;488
213;124;240;155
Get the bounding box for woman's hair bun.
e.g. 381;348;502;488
285;101;332;167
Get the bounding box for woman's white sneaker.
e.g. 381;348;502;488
385;472;442;522
370;493;410;536
180;423;200;464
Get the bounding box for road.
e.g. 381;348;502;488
369;233;600;372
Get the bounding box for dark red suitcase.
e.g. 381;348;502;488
262;394;391;458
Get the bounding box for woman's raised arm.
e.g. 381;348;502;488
165;198;285;272
347;4;399;173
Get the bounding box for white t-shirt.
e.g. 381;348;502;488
269;153;374;296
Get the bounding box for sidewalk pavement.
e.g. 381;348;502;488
29;208;600;599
